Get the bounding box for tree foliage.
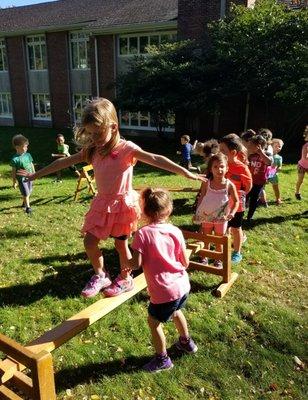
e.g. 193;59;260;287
116;0;308;131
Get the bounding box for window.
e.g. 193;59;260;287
118;32;177;56
0;39;8;71
73;94;90;121
27;35;47;70
32;93;51;119
0;93;12;117
70;32;90;69
119;110;174;131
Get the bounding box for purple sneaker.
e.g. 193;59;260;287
103;275;134;297
143;355;174;373
213;260;223;269
175;337;198;354
81;274;111;298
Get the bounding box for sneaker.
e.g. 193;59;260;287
25;207;32;214
200;257;208;265
295;193;301;200
143;355;174;373
213;260;223;269
81;274;112;298
103;275;134;297
175;337;198;354
231;251;242;264
276;199;283;205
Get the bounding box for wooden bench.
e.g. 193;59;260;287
182;230;238;298
74;164;96;201
0;274;147;400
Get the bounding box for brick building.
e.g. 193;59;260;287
0;0;306;137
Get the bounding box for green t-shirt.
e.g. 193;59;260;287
57;143;70;156
273;154;282;168
10;152;34;182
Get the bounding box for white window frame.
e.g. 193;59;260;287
118;31;177;57
32;93;51;120
0;39;8;72
0;92;12;117
70;32;90;70
26;35;47;71
119;110;174;132
73;93;91;122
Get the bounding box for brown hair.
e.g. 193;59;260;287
74;98;120;163
258;128;273;142
141;188;173;223
203;139;219;158
241;129;256;142
249;135;267;149
181;135;190;142
12;134;29;148
220;134;242;151
207;152;228;180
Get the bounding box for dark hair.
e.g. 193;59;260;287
258;128;273;142
249;134;267;149
240;129;256;142
12;134;29;147
207;152;228;180
56;134;65;139
203;139;219;157
141;188;173;222
220;134;242;151
181;135;190;142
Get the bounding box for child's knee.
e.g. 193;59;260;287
84;233;99;250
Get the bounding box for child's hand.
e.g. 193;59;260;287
185;171;207;182
17;169;36;181
225;213;235;221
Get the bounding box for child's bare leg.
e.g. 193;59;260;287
23;195;30;208
114;238;132;279
272;183;281;202
295;172;305;194
148;315;166;355
231;227;242;253
213;221;227;253
84;232;105;275
172;310;189;338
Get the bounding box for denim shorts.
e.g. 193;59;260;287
18;179;33;197
148;293;188;323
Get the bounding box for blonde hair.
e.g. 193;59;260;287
272;138;284;147
74;98;120;163
141;187;173;223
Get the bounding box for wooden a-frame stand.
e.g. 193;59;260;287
74;164;96;201
182;230;238;298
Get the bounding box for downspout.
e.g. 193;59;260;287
94;36;99;97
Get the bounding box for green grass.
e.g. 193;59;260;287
0;128;307;400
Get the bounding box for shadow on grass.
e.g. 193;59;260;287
0;185;12;191
243;210;308;230
55;345;188;389
0;228;37;239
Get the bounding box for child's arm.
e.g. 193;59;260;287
17;151;84;180
129;249;143;270
256;146;272;165
31;163;35;173
179;243;190;268
196;180;208;209
242;166;253;194
134;149;205;182
226;182;239;220
12;167;17;189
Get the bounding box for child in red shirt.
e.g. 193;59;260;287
220;134;252;263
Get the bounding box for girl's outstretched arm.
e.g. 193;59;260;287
134;149;205;182
17;151;84;181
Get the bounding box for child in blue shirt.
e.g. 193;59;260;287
10;134;35;214
177;135;193;170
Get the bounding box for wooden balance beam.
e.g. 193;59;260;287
182;230;238;298
0;273;147;400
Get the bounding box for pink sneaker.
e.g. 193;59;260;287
103;275;134;297
81;274;112;298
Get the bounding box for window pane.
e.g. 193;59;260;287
130;112;138;126
160;35;169;44
79;43;87;68
41;44;47;69
119;37;128;55
129;37;138;55
34;45;41;69
28;46;35;69
139;36;148;54
149;35;159;46
121;111;130;126
139;112;149;127
71;42;78;69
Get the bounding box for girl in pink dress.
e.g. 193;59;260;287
18;98;203;298
295;125;308;200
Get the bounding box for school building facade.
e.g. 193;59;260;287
0;0;306;137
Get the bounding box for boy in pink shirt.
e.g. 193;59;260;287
130;188;197;373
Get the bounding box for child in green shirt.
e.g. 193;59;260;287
51;134;80;182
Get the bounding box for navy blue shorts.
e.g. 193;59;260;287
18;179;33;197
148;293;188;323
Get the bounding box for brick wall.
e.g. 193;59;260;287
90;35;116;101
46;32;71;128
6;36;30;127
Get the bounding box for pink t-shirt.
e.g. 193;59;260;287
132;223;190;304
299;142;308;169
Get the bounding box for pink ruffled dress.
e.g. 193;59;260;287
81;140;141;239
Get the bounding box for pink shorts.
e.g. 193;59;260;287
202;220;228;235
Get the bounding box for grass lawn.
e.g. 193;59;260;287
0;127;307;400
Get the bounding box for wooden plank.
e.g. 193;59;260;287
0;385;23;400
10;371;33;398
197;249;223;260
189;261;224;276
0;334;38;369
216;272;239;298
0;274;147;382
187;241;204;253
31;351;56;400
